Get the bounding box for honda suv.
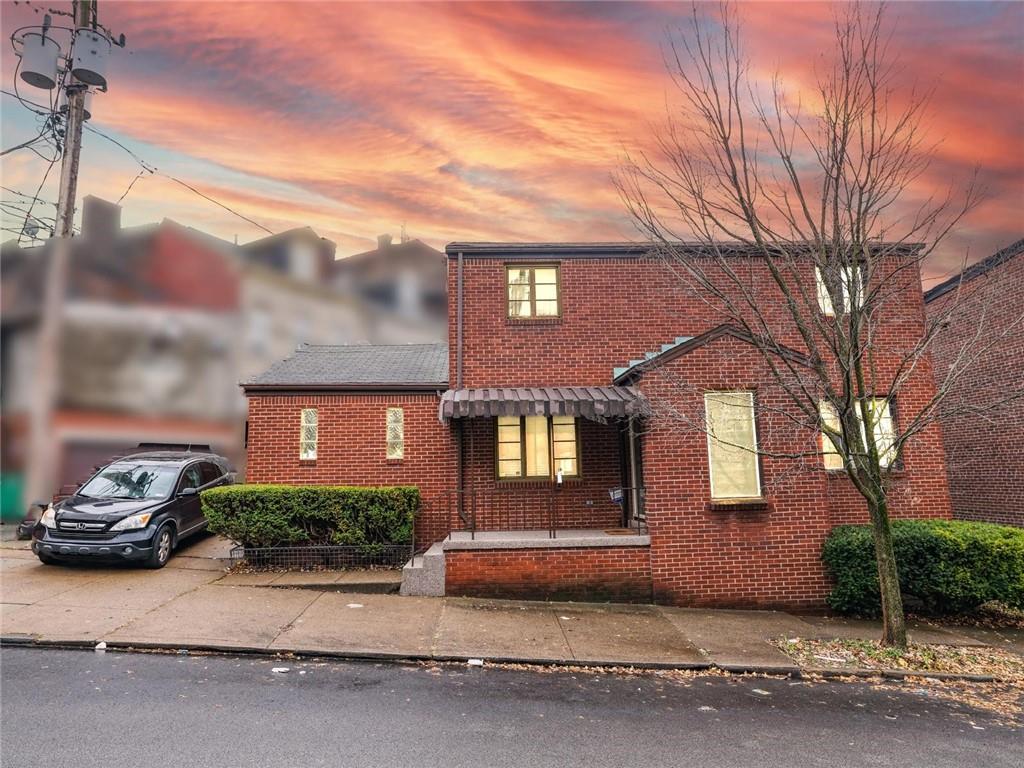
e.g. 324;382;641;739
32;452;233;568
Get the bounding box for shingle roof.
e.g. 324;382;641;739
243;343;449;390
924;238;1024;303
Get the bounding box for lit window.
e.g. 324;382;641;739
386;407;404;459
704;392;761;499
819;398;896;470
816;265;860;316
819;402;845;471
299;408;318;460
507;265;559;318
496;415;579;479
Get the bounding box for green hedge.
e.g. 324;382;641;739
201;484;419;548
823;520;1024;616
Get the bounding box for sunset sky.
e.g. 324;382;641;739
2;1;1021;283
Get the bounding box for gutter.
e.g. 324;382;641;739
241;383;448;395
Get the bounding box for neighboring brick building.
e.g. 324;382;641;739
924;239;1024;528
244;242;953;609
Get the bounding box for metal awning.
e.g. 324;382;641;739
439;386;646;422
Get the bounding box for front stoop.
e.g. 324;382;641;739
400;542;445;596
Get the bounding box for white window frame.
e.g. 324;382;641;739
819;398;896;470
704;391;762;500
815;265;860;316
299;408;318;460
386;407;405;460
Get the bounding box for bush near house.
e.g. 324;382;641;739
201;484;419;548
823;520;1024;616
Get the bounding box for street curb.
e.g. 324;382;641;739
0;636;1004;682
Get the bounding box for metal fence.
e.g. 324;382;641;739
228;544;412;570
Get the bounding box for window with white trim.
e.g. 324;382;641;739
496;415;578;479
299;408;318;460
386;407;405;460
819;398;896;470
704;391;761;499
815;265;860;316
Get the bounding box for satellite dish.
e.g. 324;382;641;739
19;31;60;90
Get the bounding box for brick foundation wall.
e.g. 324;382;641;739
925;247;1024;527
445;545;653;602
245;393;457;547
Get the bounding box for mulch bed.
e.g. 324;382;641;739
773;636;1024;680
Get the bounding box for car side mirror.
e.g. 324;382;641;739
179;487;198;497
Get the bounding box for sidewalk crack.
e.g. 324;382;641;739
268;591;324;650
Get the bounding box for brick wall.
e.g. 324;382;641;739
457;416;625;531
245;393;457;546
925;248;1024;527
445;545;653;602
639;334;951;610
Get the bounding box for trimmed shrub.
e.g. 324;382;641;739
823;520;1024;616
201;484;419;548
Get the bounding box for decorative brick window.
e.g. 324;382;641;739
299;408;318;460
506;264;560;319
820;398;897;470
704;391;761;500
386;407;405;460
496;415;579;479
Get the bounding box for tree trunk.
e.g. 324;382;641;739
867;496;907;648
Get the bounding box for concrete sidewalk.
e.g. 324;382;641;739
2;546;1020;674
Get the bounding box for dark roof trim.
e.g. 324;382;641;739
445;242;651;259
613;324;811;384
445;241;925;261
242;383;447;395
924;238;1024;303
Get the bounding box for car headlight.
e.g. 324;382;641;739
110;512;153;531
39;505;57;529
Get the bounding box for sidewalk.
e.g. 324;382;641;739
2;543;1021;676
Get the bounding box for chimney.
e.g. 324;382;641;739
82;195;121;240
377;233;393;250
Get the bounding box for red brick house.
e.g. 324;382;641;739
924;239;1024;528
243;242;953;609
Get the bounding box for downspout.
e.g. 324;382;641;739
455;250;465;528
456;250;464;389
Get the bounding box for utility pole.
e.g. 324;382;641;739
54;0;95;236
24;0;97;510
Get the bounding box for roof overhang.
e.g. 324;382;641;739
439;386;645;422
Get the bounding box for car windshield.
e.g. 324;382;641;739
78;464;178;500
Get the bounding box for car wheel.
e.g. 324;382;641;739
145;524;174;569
37;552;59;566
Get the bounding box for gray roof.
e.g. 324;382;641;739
924;238;1024;303
244;343;449;390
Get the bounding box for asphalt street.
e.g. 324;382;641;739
1;647;1020;768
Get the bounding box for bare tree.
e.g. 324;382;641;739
617;2;1022;647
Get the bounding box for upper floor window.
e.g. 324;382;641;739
819;398;896;470
815;265;861;316
507;265;559;319
704;391;761;500
299;408;318;460
386;407;405;460
496;415;578;479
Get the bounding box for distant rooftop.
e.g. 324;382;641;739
924;238;1024;303
243;342;449;391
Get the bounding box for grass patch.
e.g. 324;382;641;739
773;637;1024;680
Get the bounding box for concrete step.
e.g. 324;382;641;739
400;542;445;597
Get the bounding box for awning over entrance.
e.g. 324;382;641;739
439;386;645;422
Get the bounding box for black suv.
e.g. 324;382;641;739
32;452;234;568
